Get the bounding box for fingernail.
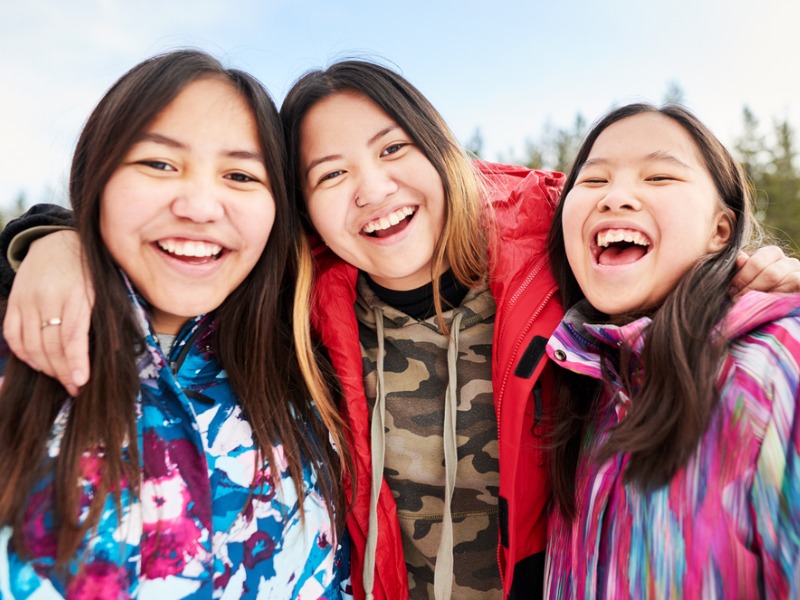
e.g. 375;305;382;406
73;369;88;386
66;384;79;397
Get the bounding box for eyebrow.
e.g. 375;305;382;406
136;132;264;162
303;124;400;180
581;151;692;171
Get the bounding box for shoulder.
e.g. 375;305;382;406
475;160;564;207
720;292;800;426
724;291;800;352
475;161;564;242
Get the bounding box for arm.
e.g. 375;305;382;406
0;206;92;395
0;203;74;294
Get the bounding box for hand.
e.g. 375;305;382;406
730;246;800;300
2;230;94;395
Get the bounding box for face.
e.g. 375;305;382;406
101;77;276;334
562;112;732;316
300;91;447;291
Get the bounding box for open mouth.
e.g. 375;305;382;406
157;238;224;263
361;206;416;238
595;228;651;266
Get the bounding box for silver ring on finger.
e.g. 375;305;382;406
41;317;63;329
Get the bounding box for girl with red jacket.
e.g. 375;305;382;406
3;60;799;600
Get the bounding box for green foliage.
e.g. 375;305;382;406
519;113;588;174
735;108;800;255
0;194;28;230
465;128;484;159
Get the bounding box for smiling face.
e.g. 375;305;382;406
100;77;276;334
300;91;447;291
562;112;732;316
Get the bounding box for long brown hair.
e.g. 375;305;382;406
281;59;488;333
0;49;349;563
546;103;758;517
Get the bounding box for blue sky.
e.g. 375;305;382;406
1;0;799;210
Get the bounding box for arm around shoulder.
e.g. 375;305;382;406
0;204;75;295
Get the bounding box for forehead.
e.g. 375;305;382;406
588;112;703;165
151;77;256;132
300;91;394;145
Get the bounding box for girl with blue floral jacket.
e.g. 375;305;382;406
0;50;351;599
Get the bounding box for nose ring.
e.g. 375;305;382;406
355;195;365;208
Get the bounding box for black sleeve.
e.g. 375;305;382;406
0;203;75;295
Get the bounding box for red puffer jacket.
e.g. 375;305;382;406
310;161;565;599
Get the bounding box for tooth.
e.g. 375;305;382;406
362;206;417;234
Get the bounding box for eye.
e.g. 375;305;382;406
138;160;175;171
381;142;408;157
577;176;607;185
227;172;260;184
318;169;345;183
646;175;676;182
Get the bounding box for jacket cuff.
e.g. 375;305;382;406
0;203;75;295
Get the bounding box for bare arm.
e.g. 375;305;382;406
2;230;93;395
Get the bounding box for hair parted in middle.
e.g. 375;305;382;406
0;49;349;563
546;102;761;518
281;58;489;333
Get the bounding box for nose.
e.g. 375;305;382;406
596;183;641;213
354;165;399;207
171;175;225;222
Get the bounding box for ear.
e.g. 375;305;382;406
708;209;733;252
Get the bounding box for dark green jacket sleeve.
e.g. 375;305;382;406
0;204;74;295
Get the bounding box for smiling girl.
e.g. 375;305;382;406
0;50;349;598
545;103;800;598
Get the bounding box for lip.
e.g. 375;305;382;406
588;221;653;266
358;204;418;242
150;236;231;276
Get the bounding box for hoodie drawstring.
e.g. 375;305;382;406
433;310;463;600
364;307;463;599
364;307;387;600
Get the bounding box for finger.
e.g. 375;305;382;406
42;318;80;395
762;257;800;294
20;306;57;379
2;305;35;370
729;246;783;297
60;289;93;389
40;314;69;386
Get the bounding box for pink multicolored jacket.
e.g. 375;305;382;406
545;291;800;599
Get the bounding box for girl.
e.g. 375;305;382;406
545;103;800;598
3;61;800;600
0;50;350;598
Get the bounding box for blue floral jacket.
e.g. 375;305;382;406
0;283;350;599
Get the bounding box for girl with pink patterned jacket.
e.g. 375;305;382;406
545;103;800;599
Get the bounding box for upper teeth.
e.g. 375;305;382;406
362;206;415;234
158;239;222;257
597;228;650;248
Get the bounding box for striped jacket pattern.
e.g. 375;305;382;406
545;291;800;599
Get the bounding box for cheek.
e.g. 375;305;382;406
305;193;342;241
560;199;588;264
238;195;276;254
99;192;132;265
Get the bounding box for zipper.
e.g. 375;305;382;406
168;319;207;376
495;256;548;346
495;283;557;443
